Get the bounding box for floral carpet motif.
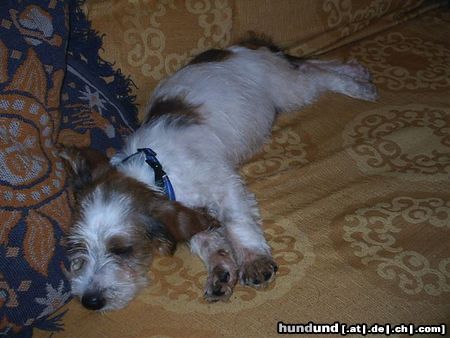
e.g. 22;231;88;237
343;105;450;180
333;195;449;300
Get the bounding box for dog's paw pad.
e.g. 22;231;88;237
204;265;237;302
239;255;278;289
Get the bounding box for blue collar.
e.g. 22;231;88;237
121;148;176;201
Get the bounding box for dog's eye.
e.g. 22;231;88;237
110;246;133;256
70;257;85;272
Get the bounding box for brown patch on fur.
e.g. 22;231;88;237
145;96;203;128
238;32;282;53
239;31;304;68
107;235;133;256
282;54;304;68
59;147;110;194
150;202;220;243
188;49;233;65
63;147;221;258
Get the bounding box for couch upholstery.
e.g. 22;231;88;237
35;0;449;337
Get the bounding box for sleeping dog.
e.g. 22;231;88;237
61;37;377;311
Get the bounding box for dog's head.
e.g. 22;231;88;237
60;147;216;311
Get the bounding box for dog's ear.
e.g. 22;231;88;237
144;199;221;254
140;213;177;256
59;147;110;193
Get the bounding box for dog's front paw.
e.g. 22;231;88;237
204;264;238;302
239;255;278;288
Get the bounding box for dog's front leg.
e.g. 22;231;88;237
218;179;278;289
190;227;238;302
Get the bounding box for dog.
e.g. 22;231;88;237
61;36;377;311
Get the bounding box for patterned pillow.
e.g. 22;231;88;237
0;1;137;336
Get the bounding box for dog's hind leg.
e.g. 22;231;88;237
266;55;377;115
303;59;373;81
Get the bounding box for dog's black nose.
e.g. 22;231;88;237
81;293;106;310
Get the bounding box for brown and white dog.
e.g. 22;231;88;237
61;37;377;311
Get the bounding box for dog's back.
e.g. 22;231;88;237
144;45;306;164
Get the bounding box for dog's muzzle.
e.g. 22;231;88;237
81;292;106;311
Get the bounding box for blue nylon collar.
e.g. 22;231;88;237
121;148;176;201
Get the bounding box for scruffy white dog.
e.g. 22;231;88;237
61;37;377;311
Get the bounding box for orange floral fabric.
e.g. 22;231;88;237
0;2;71;335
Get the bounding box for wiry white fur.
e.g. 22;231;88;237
68;189;146;311
76;188;133;239
112;46;376;265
